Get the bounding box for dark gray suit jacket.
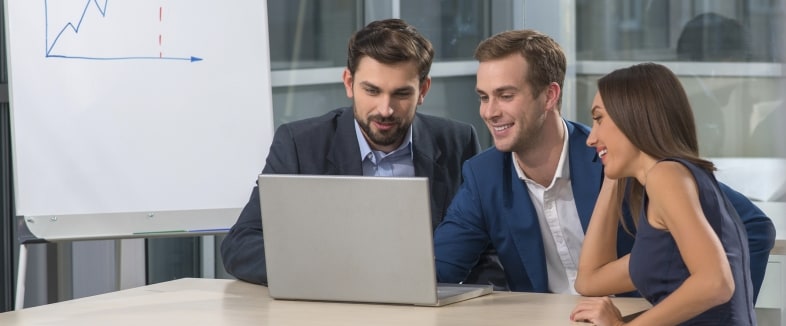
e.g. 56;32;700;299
221;107;481;285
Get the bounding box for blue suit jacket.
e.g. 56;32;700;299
221;107;481;285
434;120;775;300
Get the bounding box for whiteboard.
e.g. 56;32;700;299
4;0;273;219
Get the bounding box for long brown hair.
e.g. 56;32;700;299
597;63;715;225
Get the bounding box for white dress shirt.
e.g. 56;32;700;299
513;120;585;294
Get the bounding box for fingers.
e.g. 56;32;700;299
570;297;623;326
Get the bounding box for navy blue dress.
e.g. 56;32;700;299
628;158;756;325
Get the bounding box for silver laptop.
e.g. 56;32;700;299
258;174;493;306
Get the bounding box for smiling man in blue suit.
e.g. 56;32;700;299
433;29;775;301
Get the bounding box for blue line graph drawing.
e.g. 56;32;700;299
45;0;202;62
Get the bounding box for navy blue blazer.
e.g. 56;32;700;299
434;120;775;300
221;107;481;285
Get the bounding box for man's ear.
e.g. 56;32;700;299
342;68;354;98
545;82;561;110
418;76;432;105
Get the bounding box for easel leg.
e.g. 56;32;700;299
15;244;28;310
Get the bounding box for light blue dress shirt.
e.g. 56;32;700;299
354;120;415;177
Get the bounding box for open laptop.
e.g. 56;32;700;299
258;174;493;306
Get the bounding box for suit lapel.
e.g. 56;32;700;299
412;115;440;177
327;108;364;175
411;115;448;226
500;151;549;292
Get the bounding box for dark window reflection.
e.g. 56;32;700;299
267;0;360;70
676;12;752;61
576;0;782;62
401;0;490;61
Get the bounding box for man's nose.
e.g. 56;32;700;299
376;96;394;117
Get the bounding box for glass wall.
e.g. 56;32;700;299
574;0;785;160
400;0;491;61
267;0;784;160
576;0;782;62
268;1;359;70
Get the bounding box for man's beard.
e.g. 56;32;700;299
357;114;408;148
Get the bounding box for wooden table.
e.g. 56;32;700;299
0;278;651;325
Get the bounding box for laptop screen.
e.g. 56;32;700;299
258;174;441;305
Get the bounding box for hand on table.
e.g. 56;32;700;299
570;296;625;326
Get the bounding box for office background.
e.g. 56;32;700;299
0;0;783;312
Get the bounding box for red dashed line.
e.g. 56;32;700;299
159;6;163;58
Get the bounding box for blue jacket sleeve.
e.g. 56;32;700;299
434;162;491;283
719;182;776;303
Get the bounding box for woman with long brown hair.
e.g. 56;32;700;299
570;63;755;325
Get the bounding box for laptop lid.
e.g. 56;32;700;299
258;174;491;306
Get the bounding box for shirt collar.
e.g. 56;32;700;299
354;119;414;161
554;119;571;180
